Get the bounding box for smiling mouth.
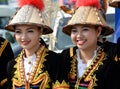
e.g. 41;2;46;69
77;39;86;45
21;41;30;45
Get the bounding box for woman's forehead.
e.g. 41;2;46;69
16;24;36;27
72;24;95;28
15;25;39;30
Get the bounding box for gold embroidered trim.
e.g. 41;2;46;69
0;78;7;86
0;40;8;56
70;47;106;89
70;47;73;57
114;55;118;62
53;80;69;89
33;72;50;89
12;45;50;89
69;55;77;80
32;48;48;83
85;48;106;89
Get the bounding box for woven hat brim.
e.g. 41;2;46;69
5;22;53;35
63;23;114;36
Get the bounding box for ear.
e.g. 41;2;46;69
97;26;102;37
14;34;15;38
39;27;43;35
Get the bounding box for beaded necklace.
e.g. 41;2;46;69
19;45;44;84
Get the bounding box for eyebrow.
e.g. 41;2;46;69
72;25;91;29
15;26;37;30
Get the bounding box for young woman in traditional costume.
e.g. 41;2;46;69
5;0;69;88
60;0;120;88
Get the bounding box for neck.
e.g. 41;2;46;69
24;44;40;58
79;46;98;63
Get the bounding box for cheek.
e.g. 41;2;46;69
82;31;92;36
14;34;19;41
31;34;40;41
14;34;22;43
70;34;76;44
70;34;75;40
89;34;98;43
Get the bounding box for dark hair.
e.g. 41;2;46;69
40;38;48;48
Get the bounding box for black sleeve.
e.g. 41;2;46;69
0;38;14;89
116;37;120;88
44;51;64;83
5;41;14;59
117;37;120;58
59;48;71;82
7;60;16;89
103;38;120;89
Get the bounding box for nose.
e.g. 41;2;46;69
21;33;27;40
76;31;83;38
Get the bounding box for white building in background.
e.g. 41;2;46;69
0;2;19;56
107;6;115;14
8;0;18;8
106;6;115;42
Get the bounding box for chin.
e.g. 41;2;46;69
77;45;86;49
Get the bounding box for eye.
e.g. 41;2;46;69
82;27;90;31
82;28;89;31
28;30;34;32
27;29;34;32
15;30;21;33
71;28;77;33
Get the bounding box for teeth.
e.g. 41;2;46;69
77;40;84;42
77;39;86;45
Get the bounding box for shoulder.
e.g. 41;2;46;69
0;37;8;46
102;41;116;50
45;49;62;61
7;59;16;75
46;50;60;57
62;46;77;53
60;46;77;58
0;37;5;41
0;37;8;45
0;37;14;59
103;41;116;46
7;59;16;68
102;41;117;60
116;37;120;58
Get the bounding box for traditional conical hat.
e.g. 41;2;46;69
5;0;53;34
63;0;114;36
109;0;120;8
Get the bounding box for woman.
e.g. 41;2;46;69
5;0;69;88
0;37;14;89
60;0;120;89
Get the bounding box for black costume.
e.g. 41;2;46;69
7;44;69;89
0;37;14;89
60;40;120;89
